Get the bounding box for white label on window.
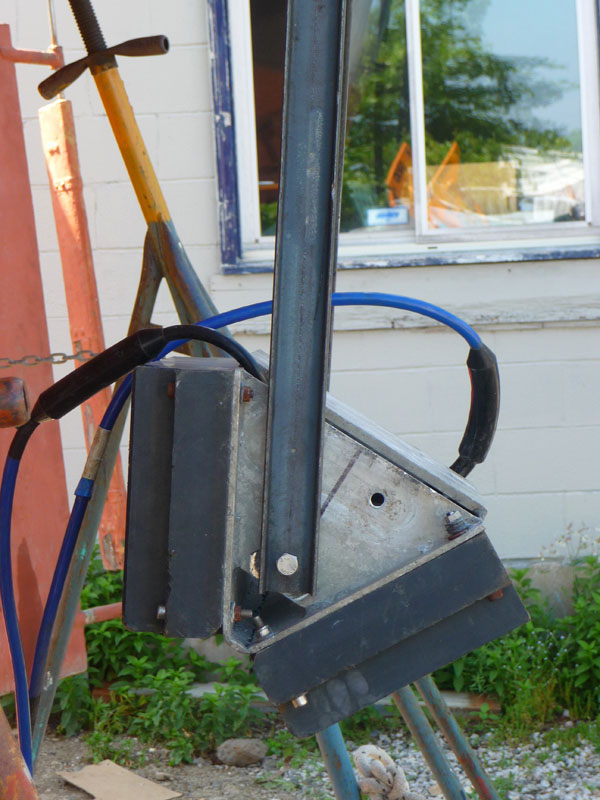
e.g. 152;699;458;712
366;207;410;227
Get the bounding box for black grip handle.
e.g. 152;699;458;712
114;36;170;57
39;36;170;100
450;343;500;477
39;56;89;99
31;328;167;422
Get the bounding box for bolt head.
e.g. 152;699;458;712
291;695;308;708
276;552;299;576
241;386;254;402
257;625;271;639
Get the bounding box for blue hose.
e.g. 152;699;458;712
0;456;33;772
1;290;482;767
157;292;482;357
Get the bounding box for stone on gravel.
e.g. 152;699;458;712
216;738;268;767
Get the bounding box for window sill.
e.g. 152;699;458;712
211;245;600;335
222;238;600;274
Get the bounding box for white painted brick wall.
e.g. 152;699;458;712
4;0;600;563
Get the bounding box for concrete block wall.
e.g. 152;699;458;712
4;0;600;564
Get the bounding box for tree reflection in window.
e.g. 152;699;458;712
250;0;583;235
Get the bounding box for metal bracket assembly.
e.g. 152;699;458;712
123;356;528;736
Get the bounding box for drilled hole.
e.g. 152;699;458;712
370;492;385;508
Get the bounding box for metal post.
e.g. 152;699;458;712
316;725;361;800
39;97;129;570
392;688;467;800
262;0;351;596
415;676;501;800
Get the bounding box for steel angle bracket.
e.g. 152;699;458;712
123;357;528;735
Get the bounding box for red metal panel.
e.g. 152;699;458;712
39;98;128;570
0;705;39;799
0;25;87;694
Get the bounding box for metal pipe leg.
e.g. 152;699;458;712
415;676;500;800
316;724;360;800
392;688;467;800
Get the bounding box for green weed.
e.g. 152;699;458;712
434;556;600;733
46;545;600;763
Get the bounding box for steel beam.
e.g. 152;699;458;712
262;0;351;596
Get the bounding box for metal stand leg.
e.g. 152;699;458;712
392;688;467;800
415;676;500;800
316;724;360;800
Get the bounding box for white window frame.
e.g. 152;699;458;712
226;0;600;266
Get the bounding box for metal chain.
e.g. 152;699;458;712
0;350;96;369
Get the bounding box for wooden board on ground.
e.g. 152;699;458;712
59;760;181;800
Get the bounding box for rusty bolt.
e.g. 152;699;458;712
0;377;30;428
232;605;255;623
241;386;254;403
167;382;175;398
445;509;470;539
487;589;504;601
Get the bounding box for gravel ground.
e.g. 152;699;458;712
33;722;600;800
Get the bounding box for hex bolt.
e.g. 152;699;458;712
445;510;470;539
232;605;256;623
276;552;299;576
241;386;254;403
256;624;272;639
250;613;272;639
156;604;166;620
291;694;308;708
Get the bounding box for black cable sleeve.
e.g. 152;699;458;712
450;343;500;477
29;325;263;424
162;325;265;382
31;328;168;422
8;420;39;461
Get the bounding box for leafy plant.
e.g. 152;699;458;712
434;557;600;734
49;543;600;763
52;544;263;764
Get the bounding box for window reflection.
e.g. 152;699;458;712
250;0;584;235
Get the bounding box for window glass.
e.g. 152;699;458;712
420;0;584;229
250;0;584;236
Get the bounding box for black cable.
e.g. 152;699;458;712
8;419;40;459
162;325;265;382
30;325;263;424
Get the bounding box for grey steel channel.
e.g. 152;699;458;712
262;0;352;596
